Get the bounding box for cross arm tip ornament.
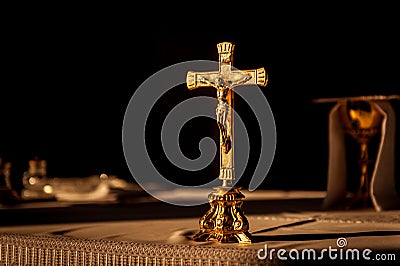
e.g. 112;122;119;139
247;67;268;87
186;71;197;90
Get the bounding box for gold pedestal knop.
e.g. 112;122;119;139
186;42;268;244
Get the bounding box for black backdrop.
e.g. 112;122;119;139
2;19;399;194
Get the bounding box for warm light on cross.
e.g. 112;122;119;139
186;42;267;187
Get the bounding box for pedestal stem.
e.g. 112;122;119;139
348;142;373;209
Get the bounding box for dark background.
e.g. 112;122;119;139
2;15;399;195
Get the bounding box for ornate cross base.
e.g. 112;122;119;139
192;187;252;244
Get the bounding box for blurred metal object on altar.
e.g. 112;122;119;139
22;173;146;203
21;157;55;201
0;157;20;204
21;157;146;203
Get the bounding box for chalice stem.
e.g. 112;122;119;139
357;143;371;207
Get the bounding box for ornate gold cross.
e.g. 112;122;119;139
186;42;267;244
187;42;267;188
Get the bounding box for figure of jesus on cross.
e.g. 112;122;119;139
186;42;267;244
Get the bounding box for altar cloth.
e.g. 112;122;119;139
0;191;399;265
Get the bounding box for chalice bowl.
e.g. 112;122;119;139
338;100;384;210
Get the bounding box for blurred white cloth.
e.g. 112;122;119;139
324;100;400;211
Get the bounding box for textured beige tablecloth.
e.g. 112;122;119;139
1;210;399;265
1;190;399;265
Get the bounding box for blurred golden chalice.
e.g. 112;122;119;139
338;100;384;209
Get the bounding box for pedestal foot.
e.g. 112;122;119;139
192;187;252;244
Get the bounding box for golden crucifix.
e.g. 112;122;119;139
186;42;267;244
